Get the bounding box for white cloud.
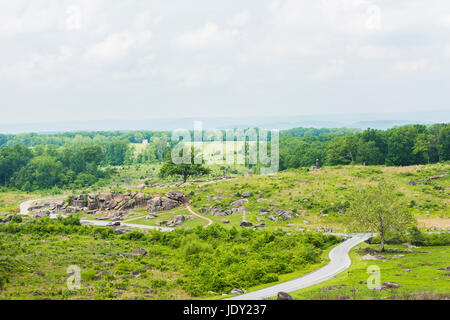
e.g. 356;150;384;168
312;61;345;81
357;45;397;60
393;59;431;73
175;22;239;49
84;31;151;61
230;11;249;27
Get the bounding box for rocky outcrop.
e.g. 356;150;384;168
69;193;151;213
147;191;185;213
147;197;180;212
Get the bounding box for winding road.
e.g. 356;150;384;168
19;199;373;297
19;199;42;216
226;233;373;300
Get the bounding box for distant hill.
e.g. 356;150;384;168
0;110;448;134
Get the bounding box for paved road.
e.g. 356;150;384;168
226;233;373;300
19;199;40;216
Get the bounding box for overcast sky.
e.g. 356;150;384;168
1;0;450;124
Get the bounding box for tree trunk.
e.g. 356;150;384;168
380;231;385;252
183;172;188;183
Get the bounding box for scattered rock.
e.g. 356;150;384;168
361;254;386;261
242;192;252;198
231;288;246;295
274;209;292;220
255;223;266;228
221;219;230;224
277;292;293;300
231;199;249;207
382;282;401;289
240;221;253;227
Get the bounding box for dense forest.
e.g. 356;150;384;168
0;124;448;191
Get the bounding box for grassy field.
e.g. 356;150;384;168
1;163;449;300
138;163;449;233
0;232;191;300
289;243;450;300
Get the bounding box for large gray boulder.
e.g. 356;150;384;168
277;292;293;300
147;197;181;212
167;190;185;202
231;199;248;207
240;221;253;227
274;209;292;220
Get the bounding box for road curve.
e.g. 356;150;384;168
186;205;213;228
226;233;373;300
19;199;42;216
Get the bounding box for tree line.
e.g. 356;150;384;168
280;123;449;170
0;124;448;190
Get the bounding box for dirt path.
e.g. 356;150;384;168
186;205;213;228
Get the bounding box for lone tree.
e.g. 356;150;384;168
348;182;416;252
159;150;210;183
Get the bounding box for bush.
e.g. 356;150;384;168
261;273;279;284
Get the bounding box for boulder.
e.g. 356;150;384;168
231;199;248;207
242;192;252;198
277;292;293;300
232;207;247;215
134;193;150;207
361;254;386;260
146;214;159;219
255;223;266;228
230;288;246;295
65;206;79;214
210;208;228;217
268;215;278;221
147;197;181;212
167;190;185;202
274;209;292;220
172;215;185;226
382;282;401;289
221;219;230;224
240;221;253;227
